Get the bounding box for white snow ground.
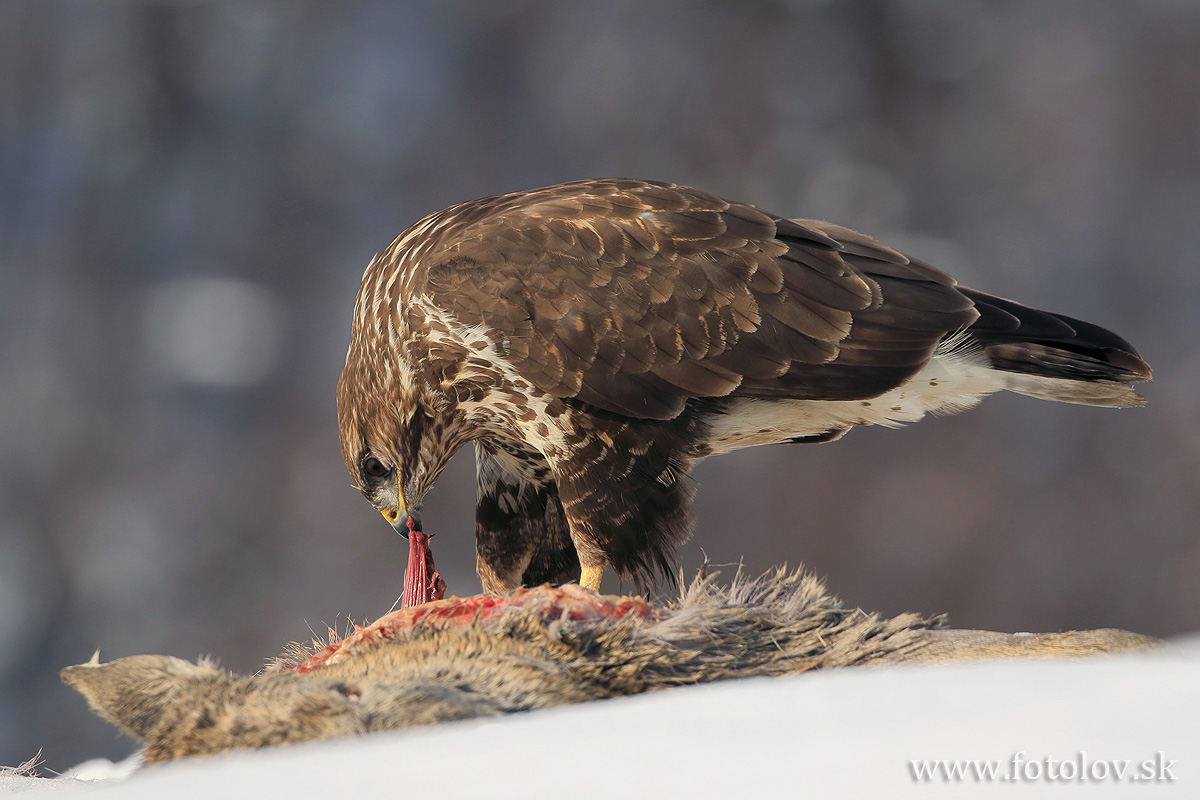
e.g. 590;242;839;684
4;636;1197;798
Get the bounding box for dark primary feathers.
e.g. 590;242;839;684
337;179;1150;591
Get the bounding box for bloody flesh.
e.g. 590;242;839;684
401;516;445;608
292;517;656;675
293;584;657;675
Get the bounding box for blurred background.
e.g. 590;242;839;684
2;0;1198;772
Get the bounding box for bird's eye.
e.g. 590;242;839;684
361;456;389;480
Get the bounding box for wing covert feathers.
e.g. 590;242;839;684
401;179;1147;417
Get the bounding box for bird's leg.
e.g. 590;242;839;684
579;563;604;592
551;432;696;595
475;442;581;593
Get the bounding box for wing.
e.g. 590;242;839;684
413;179;979;420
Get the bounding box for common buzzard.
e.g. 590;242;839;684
336;179;1150;593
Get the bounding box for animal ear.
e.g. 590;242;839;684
61;654;218;740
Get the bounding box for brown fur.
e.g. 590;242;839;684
62;568;1156;764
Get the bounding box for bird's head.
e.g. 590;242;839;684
348;437;424;539
337;364;471;540
337;243;480;541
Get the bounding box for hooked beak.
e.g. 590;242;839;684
381;508;423;538
381;480;424;539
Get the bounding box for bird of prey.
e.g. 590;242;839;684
336;179;1150;594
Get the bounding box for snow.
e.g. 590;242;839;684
5;637;1197;798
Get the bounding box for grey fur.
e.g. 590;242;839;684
62;568;1156;763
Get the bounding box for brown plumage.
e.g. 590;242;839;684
336;179;1151;592
62;569;1156;763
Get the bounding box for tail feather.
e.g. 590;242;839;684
956;288;1151;408
999;372;1147;408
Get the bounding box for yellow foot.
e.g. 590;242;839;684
579;564;604;592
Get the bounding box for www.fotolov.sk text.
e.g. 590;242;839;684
909;751;1176;783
